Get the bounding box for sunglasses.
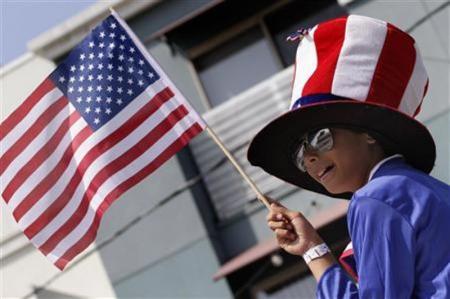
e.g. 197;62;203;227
293;128;334;172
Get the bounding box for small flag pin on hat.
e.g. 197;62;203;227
286;28;311;42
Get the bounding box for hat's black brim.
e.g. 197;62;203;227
247;101;436;199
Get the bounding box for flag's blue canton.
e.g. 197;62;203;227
50;15;160;131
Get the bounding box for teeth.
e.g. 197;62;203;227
319;165;332;178
318;168;327;177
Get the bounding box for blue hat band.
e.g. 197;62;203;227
291;93;350;110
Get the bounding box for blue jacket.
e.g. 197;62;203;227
317;157;450;298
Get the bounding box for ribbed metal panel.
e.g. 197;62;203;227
190;66;299;220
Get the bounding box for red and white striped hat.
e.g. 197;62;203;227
248;15;436;199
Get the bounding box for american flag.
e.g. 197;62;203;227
0;12;205;270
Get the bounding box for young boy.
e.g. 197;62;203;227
247;15;450;298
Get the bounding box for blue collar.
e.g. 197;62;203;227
368;154;404;182
370;155;408;181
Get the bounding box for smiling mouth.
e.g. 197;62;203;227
318;165;335;181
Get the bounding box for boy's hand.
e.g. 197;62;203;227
266;200;324;256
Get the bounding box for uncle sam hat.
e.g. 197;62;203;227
247;15;436;199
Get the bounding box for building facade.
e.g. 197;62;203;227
1;0;448;298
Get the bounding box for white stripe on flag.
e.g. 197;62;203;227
2;103;74;190
332;15;388;101
47;110;197;263
1;88;63;153
13;118;87;227
398;44;428;116
290;26;318;108
7;116;85;211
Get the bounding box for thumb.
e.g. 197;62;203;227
271;203;305;223
269;200;287;210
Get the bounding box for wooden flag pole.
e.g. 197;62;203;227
205;126;271;210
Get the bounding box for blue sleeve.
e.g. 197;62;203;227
317;264;358;298
317;197;415;298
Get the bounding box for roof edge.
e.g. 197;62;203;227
0;52;35;77
27;0;160;60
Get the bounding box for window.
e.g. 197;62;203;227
194;26;282;107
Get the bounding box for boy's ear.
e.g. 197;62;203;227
364;133;377;145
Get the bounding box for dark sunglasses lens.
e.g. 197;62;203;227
310;128;333;151
295;143;307;172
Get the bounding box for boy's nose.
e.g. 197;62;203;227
304;151;319;168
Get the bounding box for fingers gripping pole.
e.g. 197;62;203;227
205;126;271;210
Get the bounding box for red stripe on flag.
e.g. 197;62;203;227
39;105;190;254
0;96;68;178
301;18;347;96
366;23;416;107
2;112;81;201
0;79;55;142
21;87;175;237
54;122;204;270
11;125;92;219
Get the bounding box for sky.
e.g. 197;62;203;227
1;0;96;66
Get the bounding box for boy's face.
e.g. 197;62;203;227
303;128;382;194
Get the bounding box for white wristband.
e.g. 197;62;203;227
302;243;330;264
